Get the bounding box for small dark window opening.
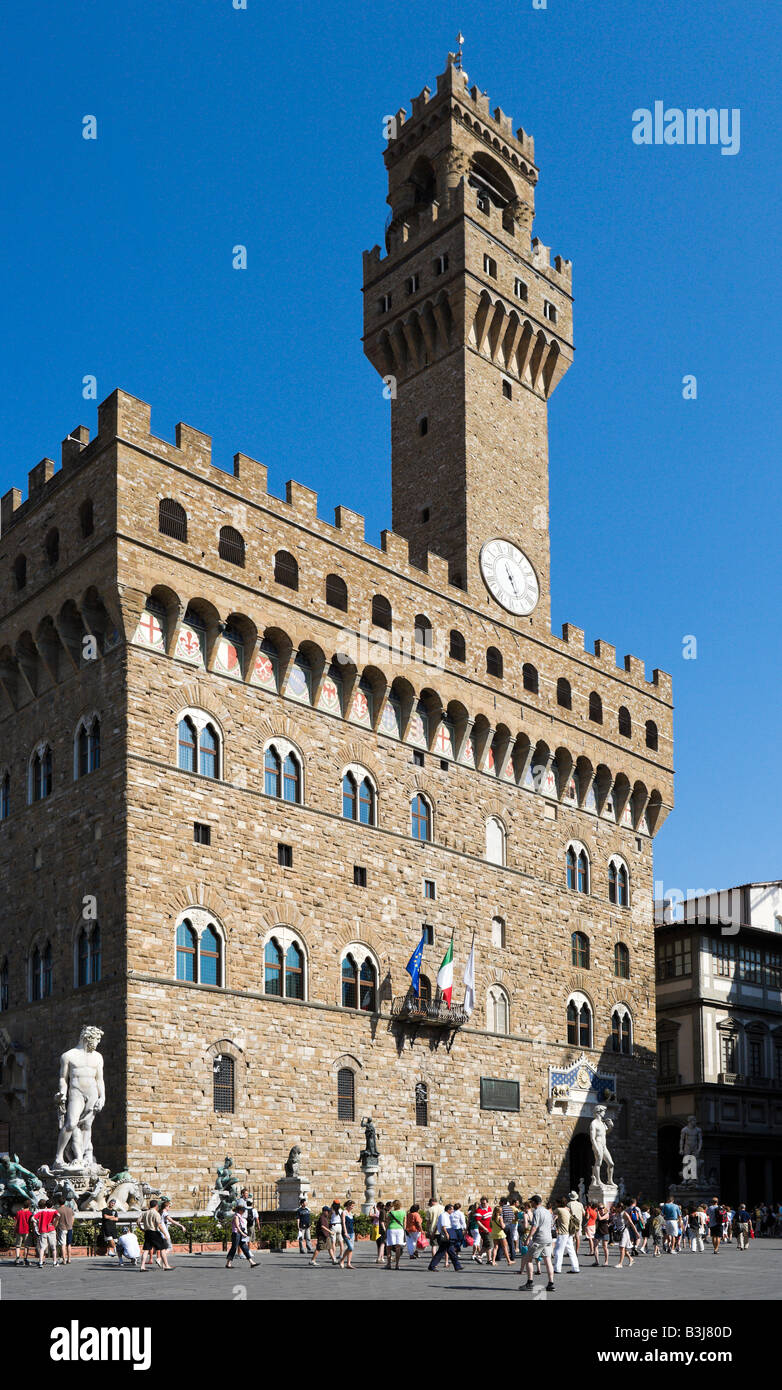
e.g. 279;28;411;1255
337;1067;355;1121
413;750;425;767
419;416;429;436
353;865;367;887
618;706;632;738
219;526;245;567
274;550;299;590
213;1055;235;1114
487;646;503;678
502;380;512;400
13;556;27;590
278;843;293;868
158;498;187;542
645;720;659;751
372;595;392;631
589;692;603;723
326;574;348;611
523;663;539;694
44;529;60;565
449;630;466;662
194;822;211;845
557;677;572;710
421;507;430;523
79;499;94;537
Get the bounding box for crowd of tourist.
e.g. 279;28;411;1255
9;1189;782;1285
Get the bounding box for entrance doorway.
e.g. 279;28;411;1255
414;1164;434;1205
569;1132;592;1194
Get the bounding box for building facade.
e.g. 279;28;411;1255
656;884;782;1201
0;54;673;1205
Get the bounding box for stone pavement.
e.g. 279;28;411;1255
1;1239;778;1301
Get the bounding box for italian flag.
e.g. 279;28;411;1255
437;936;454;1007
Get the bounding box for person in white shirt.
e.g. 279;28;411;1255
427;1204;464;1272
116;1229;141;1267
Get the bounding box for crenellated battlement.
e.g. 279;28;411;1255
0;389;672;705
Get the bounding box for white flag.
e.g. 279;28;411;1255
463;938;475;1018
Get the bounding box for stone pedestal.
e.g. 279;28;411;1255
276;1175;309;1213
588;1181;618;1207
668;1183;712;1210
361;1161;379;1215
38;1162;110;1209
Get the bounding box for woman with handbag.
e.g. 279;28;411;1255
375;1202;388;1264
405;1204;423;1259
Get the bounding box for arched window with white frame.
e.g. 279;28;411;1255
485;816;506;866
262;927;307;1001
75;923;101;986
74;714;101;779
28;743;53;803
608;855;630;908
487;984;510;1035
176;708;222;780
341;764;377;826
30;939;53;1001
263;737;303;804
340;944;379;1013
174;910;225;987
611;1004;633;1055
566;840;590;894
411;792;432;842
566;992;592;1048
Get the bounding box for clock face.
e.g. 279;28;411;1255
479;539;539;615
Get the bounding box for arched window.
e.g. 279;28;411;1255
611;1007;632;1055
176;922;197;982
614;943;630;979
337;1067;355;1121
274;550;298;590
30;745;53;802
360;958;377;1013
285;942;304;1000
487;985;510;1035
486;646;503;678
283;752;301;803
77;928;89;987
567;996;592;1047
158;498;187;541
0;771;10;821
91;925;101;983
265;746;282;797
418;974;432;1004
566;843;589;894
264;939;283;995
589;691;603;723
76;925;101;987
44;528;60;566
213;1054;235;1113
411;793;432;842
523;663;539;694
76;716;101;778
342;769;375;825
415;1081;429;1126
571;932;590;969
326;574;348;611
219;526;245;567
486;817;506;866
199;723;219;779
618;706;632;738
372;594;392;631
79;499;94;538
200;926;221;986
178;718;197;773
449;629;466;662
556;677;572;710
341;954;358;1009
414;615;432;650
609;857;629;907
0;958;8;1011
31;941;52;1001
13;555;27;590
645;720;659;751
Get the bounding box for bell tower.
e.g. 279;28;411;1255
362;53;573;630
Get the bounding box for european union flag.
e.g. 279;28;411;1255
405;932;426;993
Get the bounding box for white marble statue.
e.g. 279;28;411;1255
679;1115;703;1183
589;1105;615;1186
54;1025;105;1170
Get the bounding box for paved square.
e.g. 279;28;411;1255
1;1240;778;1301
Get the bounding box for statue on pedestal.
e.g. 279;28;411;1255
284;1145;301;1178
209;1155;242;1220
589;1105;615;1186
679;1115;703;1184
359;1116;379;1168
54;1025;105;1170
0;1153;43;1214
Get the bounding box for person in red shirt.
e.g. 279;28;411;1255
14;1202;33;1265
32;1199;60;1267
475;1197;494;1263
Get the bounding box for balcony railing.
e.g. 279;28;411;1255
390;995;468;1028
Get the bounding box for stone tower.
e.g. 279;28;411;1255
363;53;573;630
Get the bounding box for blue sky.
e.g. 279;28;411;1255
1;0;779;898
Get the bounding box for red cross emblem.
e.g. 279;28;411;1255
139;611;161;645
